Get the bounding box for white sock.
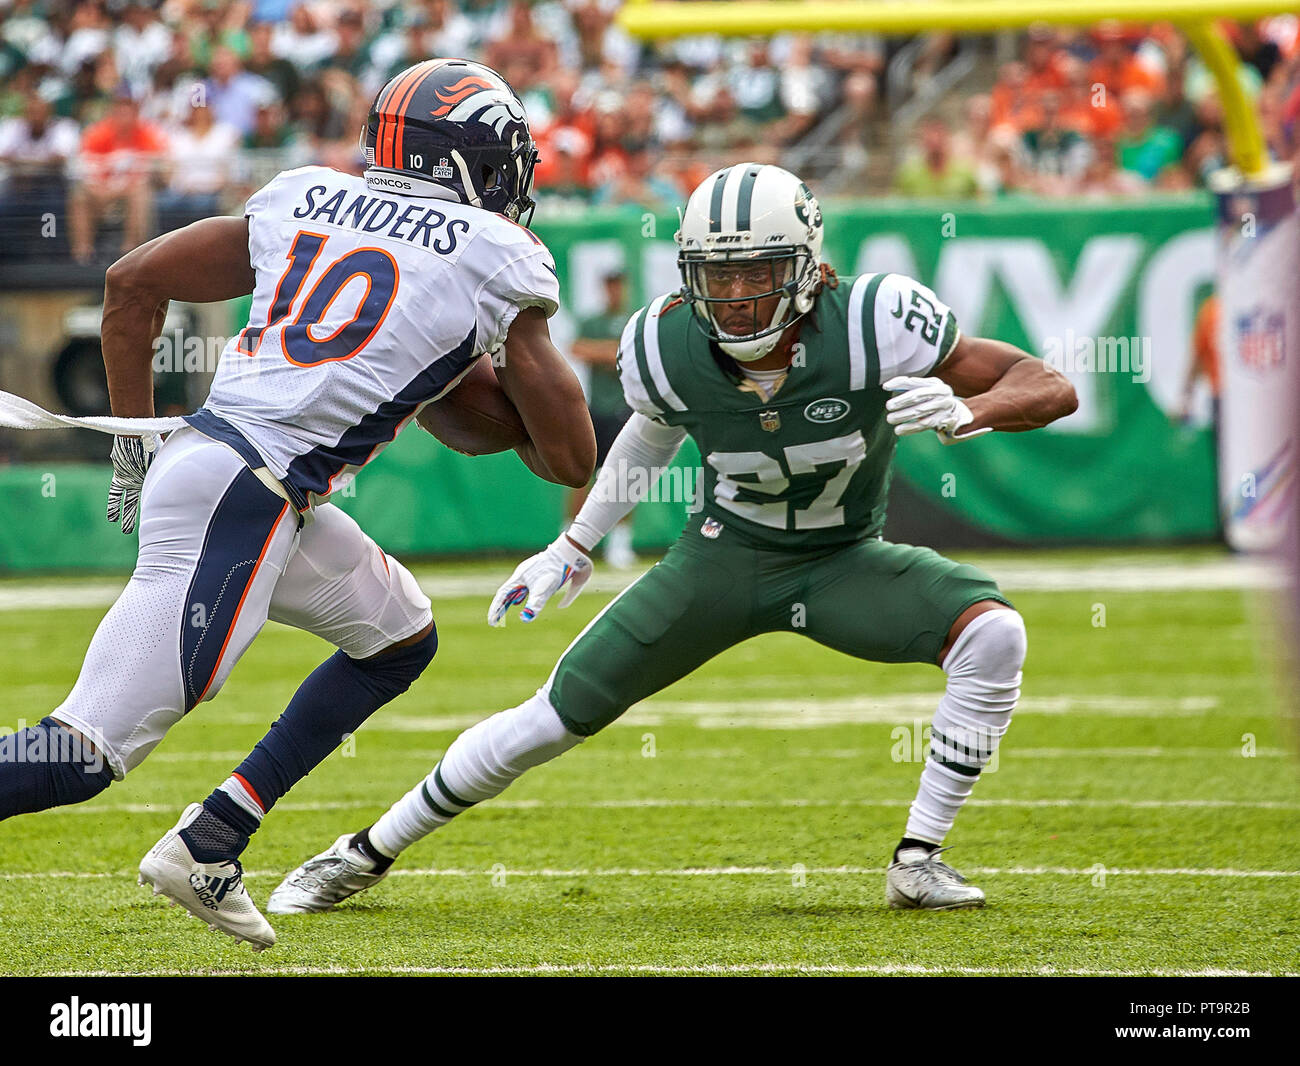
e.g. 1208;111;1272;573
905;609;1026;844
369;691;583;858
218;773;265;824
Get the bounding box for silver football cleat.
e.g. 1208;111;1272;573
267;834;390;914
885;846;986;910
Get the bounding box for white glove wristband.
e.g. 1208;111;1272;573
488;533;593;627
936;400;993;445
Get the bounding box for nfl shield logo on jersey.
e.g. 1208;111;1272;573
701;517;724;539
759;409;781;432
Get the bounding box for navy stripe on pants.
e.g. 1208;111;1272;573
180;468;289;710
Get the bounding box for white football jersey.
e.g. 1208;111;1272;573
188;165;559;510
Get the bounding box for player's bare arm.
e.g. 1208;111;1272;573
102;216;255;419
496;306;597;488
934;334;1078;433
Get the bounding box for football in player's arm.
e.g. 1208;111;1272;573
102;217;595;489
270;163;1078;919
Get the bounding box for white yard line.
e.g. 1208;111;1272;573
40;795;1300;815
0;555;1283;613
6;864;1297;882
202;694;1227;735
146;744;1287;763
36;963;1299;977
0;696;1248;747
617;694;1224;728
0;582;127;611
785;746;1285;759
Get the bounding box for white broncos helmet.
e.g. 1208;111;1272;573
675;162;825;362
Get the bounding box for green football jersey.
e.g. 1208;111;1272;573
617;272;961;550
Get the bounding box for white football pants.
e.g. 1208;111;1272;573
51;427;431;779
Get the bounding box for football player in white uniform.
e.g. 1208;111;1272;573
0;59;595;950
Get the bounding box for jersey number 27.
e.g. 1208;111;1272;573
707;431;867;530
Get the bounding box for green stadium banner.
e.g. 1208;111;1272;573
0;196;1217;572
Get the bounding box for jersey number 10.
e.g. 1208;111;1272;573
238;231;400;366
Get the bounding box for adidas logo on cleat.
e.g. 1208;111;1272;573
188;869;241;909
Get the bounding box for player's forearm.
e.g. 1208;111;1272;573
499;309;597;488
567;413;687;552
101;282;166;419
962;352;1078;433
102;217;256;419
513;438;585;486
508;381;594;488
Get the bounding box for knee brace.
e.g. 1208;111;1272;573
929;608;1025;776
904;610;1026;844
944;608;1026;708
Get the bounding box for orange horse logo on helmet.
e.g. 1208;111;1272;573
430;75;496;117
429;73;527;137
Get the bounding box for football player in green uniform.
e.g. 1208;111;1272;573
271;163;1077;916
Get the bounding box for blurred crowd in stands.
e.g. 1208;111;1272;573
895;20;1300;200
0;0;1296;264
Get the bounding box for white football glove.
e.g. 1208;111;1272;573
106;432;161;535
883;376;992;445
488;533;593;627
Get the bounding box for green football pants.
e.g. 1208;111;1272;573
547;519;1010;736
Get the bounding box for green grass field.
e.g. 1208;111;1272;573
1;549;1297;976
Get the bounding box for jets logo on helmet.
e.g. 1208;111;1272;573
362;58;539;225
794;182;822;228
675;163;826;362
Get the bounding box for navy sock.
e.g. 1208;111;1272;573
179;806;251;864
199;627;438;854
0;717;114;819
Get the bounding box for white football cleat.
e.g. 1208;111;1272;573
138;803;276;951
267;834;389;914
885;846;986;910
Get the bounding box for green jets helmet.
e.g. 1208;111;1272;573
675;163;825;362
